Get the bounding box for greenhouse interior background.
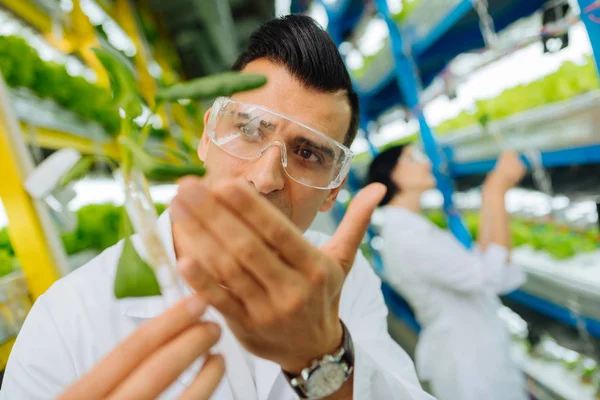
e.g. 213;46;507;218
2;0;600;399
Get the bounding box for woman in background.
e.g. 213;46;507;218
368;145;528;400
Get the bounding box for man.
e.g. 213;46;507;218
2;15;433;400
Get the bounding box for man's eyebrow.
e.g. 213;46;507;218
293;136;336;160
236;112;277;130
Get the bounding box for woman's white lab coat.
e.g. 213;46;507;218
380;207;528;400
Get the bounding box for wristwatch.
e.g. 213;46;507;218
284;321;354;399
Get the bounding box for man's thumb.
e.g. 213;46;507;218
323;183;386;272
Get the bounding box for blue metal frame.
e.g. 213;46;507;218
505;290;600;338
578;0;600;75
290;0;311;14
382;282;421;333
450;143;600;177
374;0;473;249
411;0;474;57
320;0;366;44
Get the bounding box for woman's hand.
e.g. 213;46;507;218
59;295;224;400
485;150;526;192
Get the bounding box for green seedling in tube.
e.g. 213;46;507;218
92;44;266;299
114;211;161;299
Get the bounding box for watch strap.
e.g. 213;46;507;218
284;320;354;399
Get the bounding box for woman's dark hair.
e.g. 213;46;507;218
367;145;407;206
232;15;359;147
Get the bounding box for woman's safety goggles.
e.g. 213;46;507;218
205;97;354;190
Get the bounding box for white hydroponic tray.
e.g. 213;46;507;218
512;246;600;320
438;91;600;163
512;342;597;400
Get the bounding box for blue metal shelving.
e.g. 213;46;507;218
321;0;366;44
320;0;600;344
351;0;551;122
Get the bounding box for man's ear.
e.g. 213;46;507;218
319;177;348;212
198;108;211;161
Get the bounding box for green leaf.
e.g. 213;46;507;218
119;136;205;181
197;1;238;66
0;250;15;279
59;156;95;187
114;210;160;299
93;47;143;119
149;145;192;163
114;236;161;298
156;72;267;102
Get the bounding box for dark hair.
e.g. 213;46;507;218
232;15;359;147
367;145;407;206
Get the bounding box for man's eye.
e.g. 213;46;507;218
297;147;322;164
238;124;260;137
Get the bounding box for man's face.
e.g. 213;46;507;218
198;59;352;232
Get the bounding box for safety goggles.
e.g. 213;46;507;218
205;97;354;190
398;145;429;164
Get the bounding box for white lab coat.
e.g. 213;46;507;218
380;207;527;400
1;211;435;400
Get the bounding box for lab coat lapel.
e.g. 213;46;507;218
254;356;284;400
208;309;259;400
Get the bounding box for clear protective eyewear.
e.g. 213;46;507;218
398;145;429;164
205;97;354;189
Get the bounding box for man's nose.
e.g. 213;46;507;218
246;144;286;194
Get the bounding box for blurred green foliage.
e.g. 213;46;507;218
423;210;599;260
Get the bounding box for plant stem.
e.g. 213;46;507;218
120;118;133;176
96;154;119;172
139;101;161;147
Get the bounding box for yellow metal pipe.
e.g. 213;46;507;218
20;123;120;159
0;0;76;54
70;0;109;88
0;0;53;33
0;122;61;300
113;0;157;107
0;338;15;370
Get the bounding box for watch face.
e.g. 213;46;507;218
305;363;347;398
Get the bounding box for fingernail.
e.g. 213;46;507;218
186;296;207;316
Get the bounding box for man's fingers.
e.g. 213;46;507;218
59;296;207;399
173;179;295;292
172;202;269;304
323;183;386;273
210;178;316;269
177;257;247;322
107;323;221;400
179;354;226;400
